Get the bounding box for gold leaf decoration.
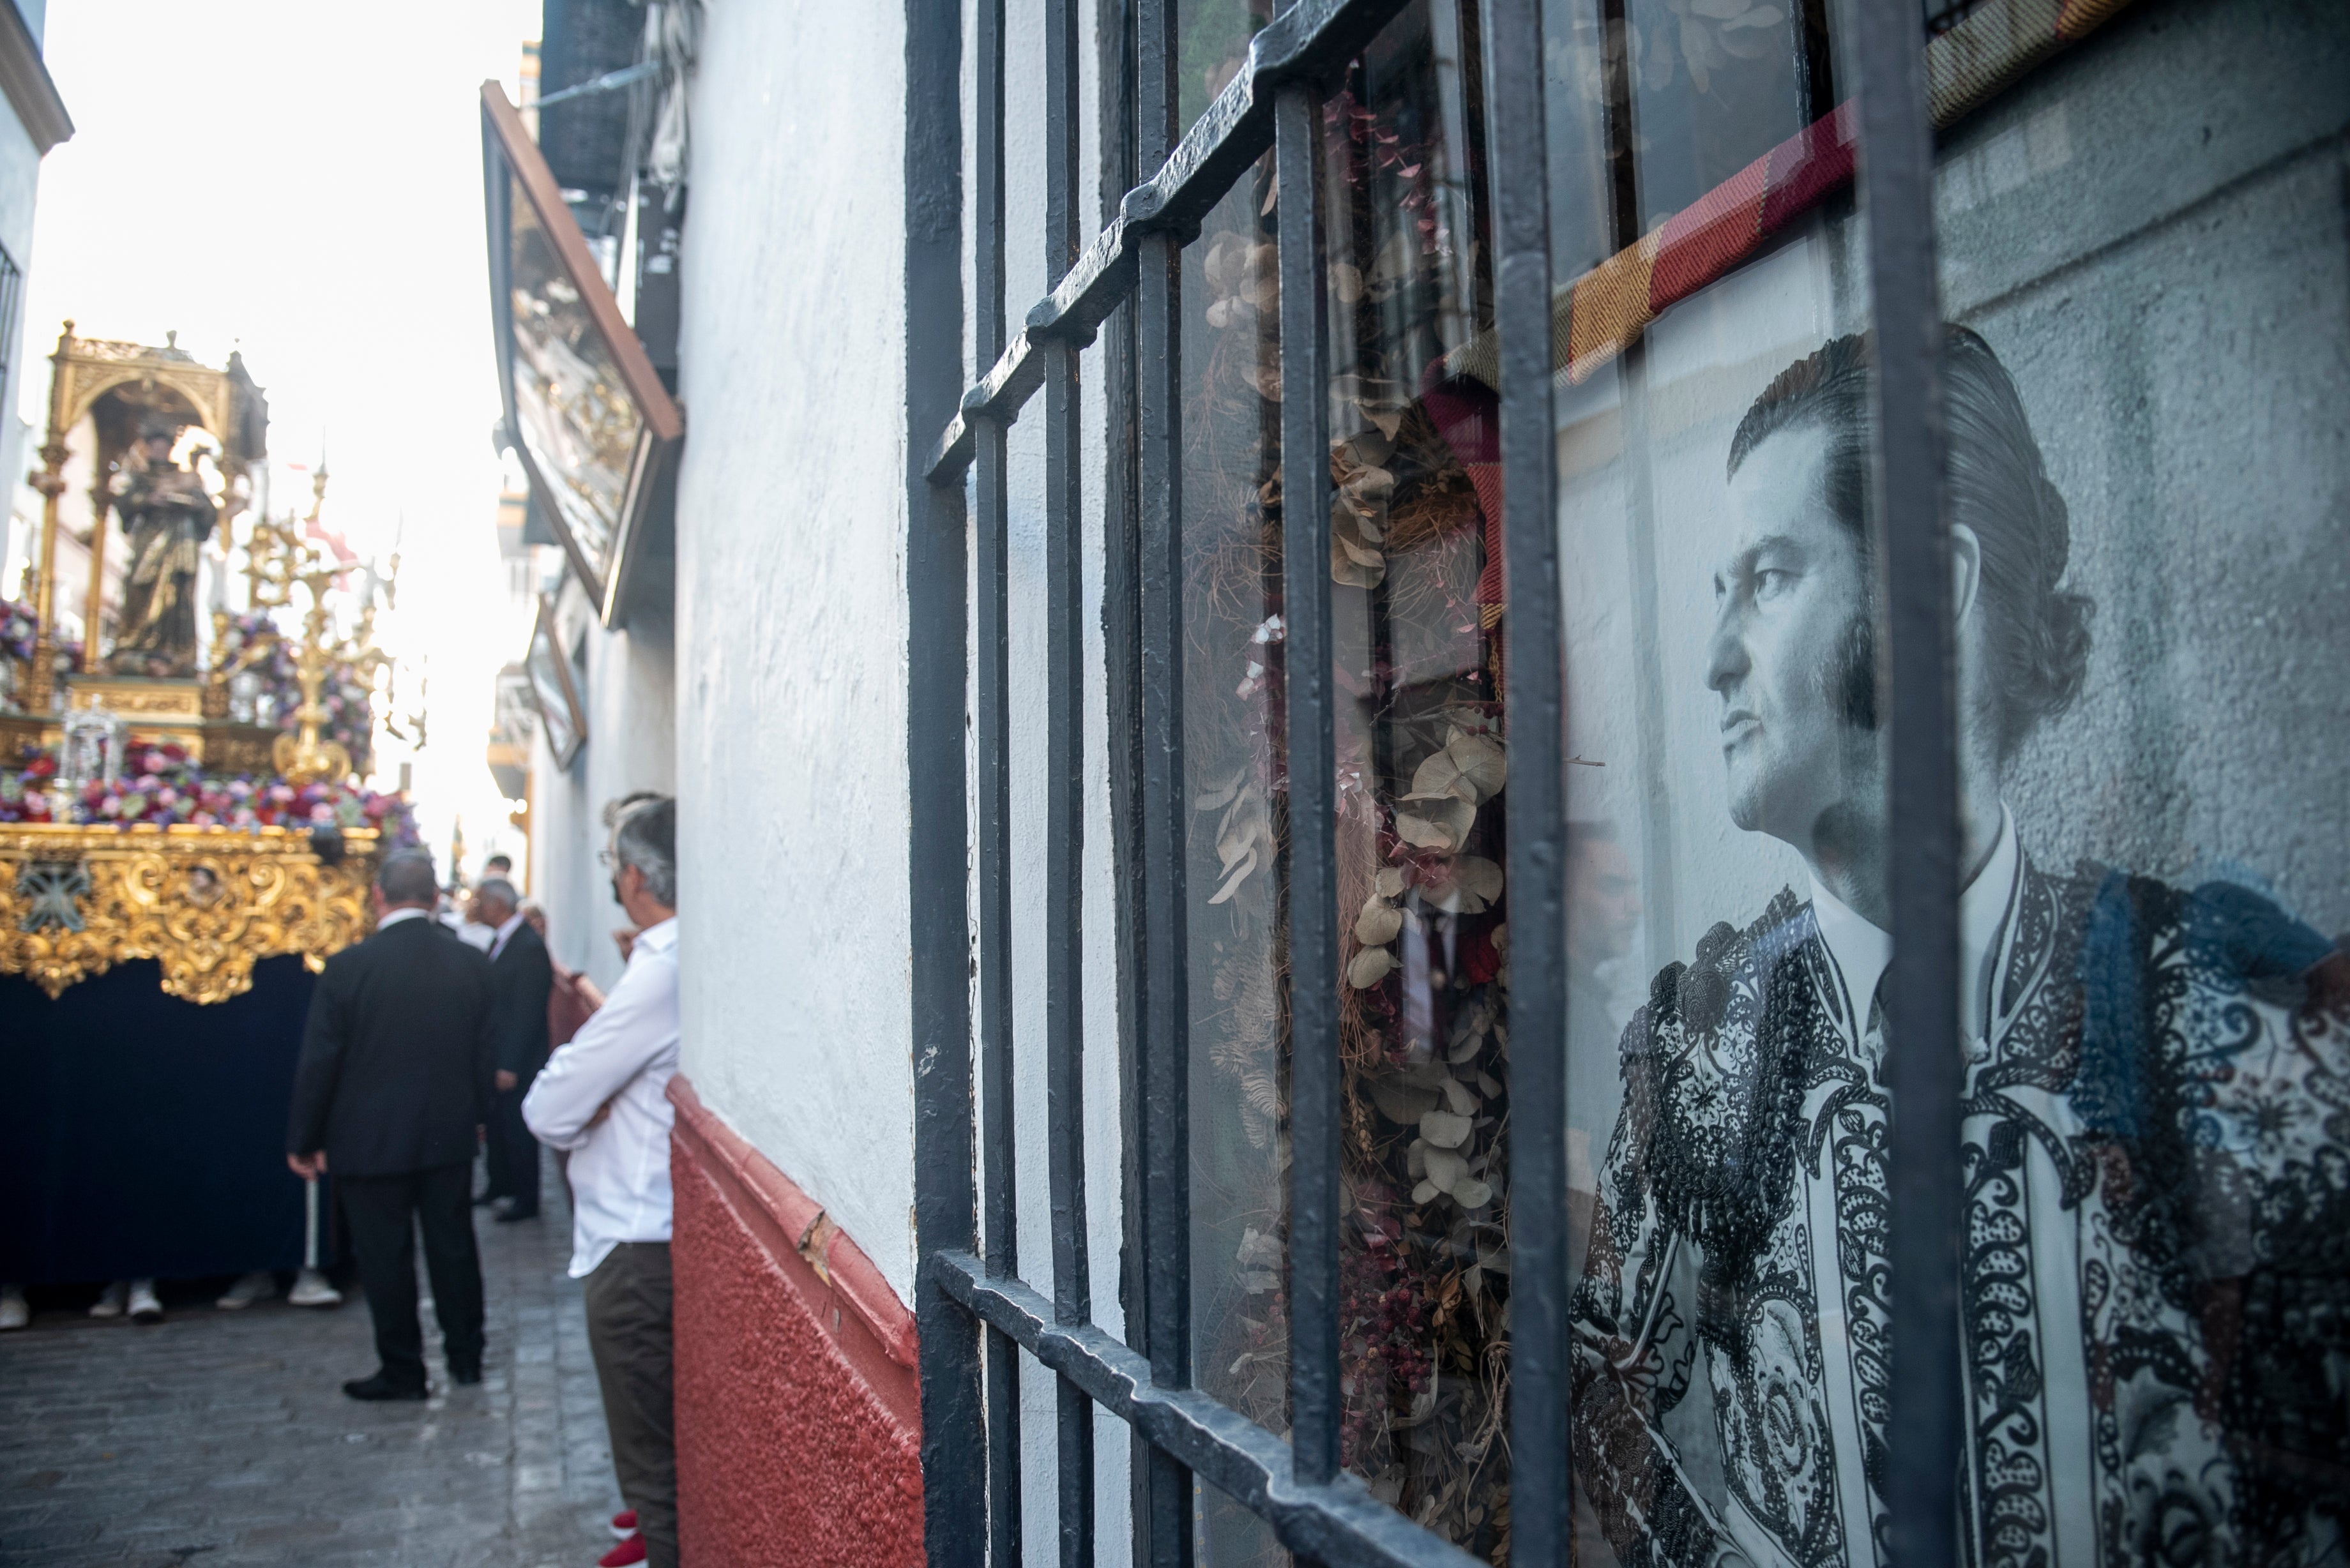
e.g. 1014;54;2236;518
0;825;381;1005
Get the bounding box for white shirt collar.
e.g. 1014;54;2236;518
1805;804;2020;1041
376;905;432;930
632;916;678;956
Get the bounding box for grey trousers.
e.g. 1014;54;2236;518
584;1242;677;1568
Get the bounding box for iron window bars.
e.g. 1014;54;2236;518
903;0;1960;1562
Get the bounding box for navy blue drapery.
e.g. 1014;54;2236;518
0;955;321;1285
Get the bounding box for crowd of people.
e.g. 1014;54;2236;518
273;791;681;1568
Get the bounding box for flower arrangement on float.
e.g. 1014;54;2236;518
0;739;418;843
211;610;379;771
0;598;84;708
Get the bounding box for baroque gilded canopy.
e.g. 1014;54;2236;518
0;823;378;1006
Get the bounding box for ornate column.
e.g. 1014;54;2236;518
21;322;74;713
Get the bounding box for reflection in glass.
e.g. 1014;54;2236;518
1182;154;1292;1568
1181;4;1509;1559
526;617;581;768
507;174;644;585
1542;2;2350;1565
1319;5;1510;1556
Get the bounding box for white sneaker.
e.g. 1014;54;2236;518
88;1281;126;1318
287;1267;342;1308
0;1286;26;1331
215;1271;275;1310
127;1279;163;1323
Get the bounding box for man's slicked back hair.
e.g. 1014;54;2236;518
1727;324;2093;757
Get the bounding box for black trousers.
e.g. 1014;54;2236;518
482;1079;543;1214
339;1163;485;1388
585;1242;676;1568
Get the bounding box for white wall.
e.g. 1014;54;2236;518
0;72;42;599
671;0;920;1302
530;575;677;993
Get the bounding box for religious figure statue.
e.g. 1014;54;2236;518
108;419;217;677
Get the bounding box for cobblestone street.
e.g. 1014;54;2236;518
0;1157;623;1567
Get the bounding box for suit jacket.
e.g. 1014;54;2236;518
286;916;497;1177
487;921;555;1078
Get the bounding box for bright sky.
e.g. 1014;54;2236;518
20;0;545;879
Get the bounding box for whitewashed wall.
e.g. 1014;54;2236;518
671;0;920;1302
529;576;677;993
0;77;45;592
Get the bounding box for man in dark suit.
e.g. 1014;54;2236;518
469;876;554;1222
286;850;496;1401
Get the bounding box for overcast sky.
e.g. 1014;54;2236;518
20;0;545;876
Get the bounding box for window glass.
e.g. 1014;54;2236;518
1535;0;1891;1561
1924;3;2350;1561
505;175;641;587
1184;143;1291;1459
1179;0;1270;125
1539;0;2350;1564
1183;3;1508;1560
1319;4;1510;1554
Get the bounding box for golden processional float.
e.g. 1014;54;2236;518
0;325;415;1007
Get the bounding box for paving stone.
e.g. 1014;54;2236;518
0;1152;621;1567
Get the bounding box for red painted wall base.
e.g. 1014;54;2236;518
669;1076;923;1566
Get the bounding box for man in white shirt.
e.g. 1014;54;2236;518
523;796;679;1568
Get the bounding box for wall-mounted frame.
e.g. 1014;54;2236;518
522;594;586;771
481;82;683;628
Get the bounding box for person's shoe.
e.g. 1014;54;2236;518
342;1373;428;1402
472;1189;503;1207
598;1534;648;1567
609;1510;638;1539
216;1270;276;1310
0;1286;27;1331
127;1280;164;1323
287;1267;343;1308
88;1281;127;1319
448;1359;483;1385
492;1199;538;1223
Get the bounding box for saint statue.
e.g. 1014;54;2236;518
107;419;216;677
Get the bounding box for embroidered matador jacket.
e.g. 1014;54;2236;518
1570;811;2350;1568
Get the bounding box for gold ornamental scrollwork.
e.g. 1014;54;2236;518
0;824;380;1006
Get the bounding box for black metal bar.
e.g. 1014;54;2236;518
1042;0;1095;1557
975;408;1022;1568
1481;0;1569;1562
1044;329;1096;1568
971;0;1019;1555
908;0;979;1555
933;1254;1489;1568
1133;0;1191;1557
1273;78;1340;1493
927;0;1416;482
1856;0;1962;1561
1095;0;1152;1555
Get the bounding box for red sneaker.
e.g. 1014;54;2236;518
599;1535;647;1567
609;1511;638;1539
